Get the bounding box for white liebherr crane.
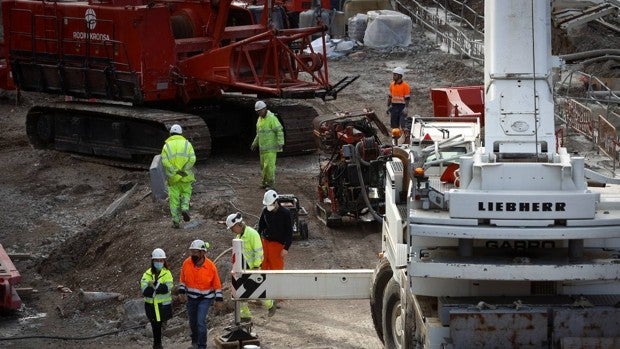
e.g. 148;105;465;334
375;0;620;348
228;1;620;348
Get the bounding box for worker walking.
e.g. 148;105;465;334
387;67;411;144
178;240;223;349
225;212;264;321
250;100;284;190
140;248;174;349
161;124;196;229
258;189;293;315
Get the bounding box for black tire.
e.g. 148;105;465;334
300;221;309;240
382;278;415;349
370;257;393;343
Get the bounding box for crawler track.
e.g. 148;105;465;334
271;103;319;155
25;99;318;166
26;102;211;164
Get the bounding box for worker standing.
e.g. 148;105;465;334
178;240;223;349
250;100;284;190
225;212;264;321
258;189;293;315
140;248;174;349
387;67;411;144
161;124;196;229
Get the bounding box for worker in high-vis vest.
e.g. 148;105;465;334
226;212;264;321
178;239;223;349
250;100;284;190
161;124;196;229
140;248;173;349
387;67;412;144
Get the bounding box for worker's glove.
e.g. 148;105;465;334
142;286;155;297
250;143;257;151
386;106;392;116
277;144;284;152
402;107;408;117
176;170;187;177
155;284;168;294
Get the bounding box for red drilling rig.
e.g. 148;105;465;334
0;0;354;163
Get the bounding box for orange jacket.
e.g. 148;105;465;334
179;257;223;301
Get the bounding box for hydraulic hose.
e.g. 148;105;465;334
0;324;143;341
355;142;372;166
353;151;383;222
560;49;620;63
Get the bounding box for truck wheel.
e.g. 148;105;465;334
382;278;414;349
370;257;392;343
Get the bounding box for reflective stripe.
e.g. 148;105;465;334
257;126;283;134
144;299;172;305
184;287;223;299
258;145;281;152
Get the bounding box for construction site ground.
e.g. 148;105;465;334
1;8;618;349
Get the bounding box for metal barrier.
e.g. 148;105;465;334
394;0;483;65
556;70;619;174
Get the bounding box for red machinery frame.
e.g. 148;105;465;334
1;0;335;104
0;244;21;310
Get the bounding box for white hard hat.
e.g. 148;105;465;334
189;239;209;251
170;124;183;134
255;100;267;111
226;212;243;229
392;67;405;76
151;248;166;259
262;189;278;206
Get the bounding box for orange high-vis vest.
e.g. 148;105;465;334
389;81;411;104
179;257;223;300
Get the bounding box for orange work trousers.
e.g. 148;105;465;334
261;238;285;270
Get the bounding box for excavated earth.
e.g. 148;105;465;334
0;6;618;349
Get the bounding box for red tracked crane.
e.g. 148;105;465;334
0;0;354;163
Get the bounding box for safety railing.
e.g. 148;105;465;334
555;70;620;174
393;0;484;65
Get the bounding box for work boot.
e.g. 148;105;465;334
172;221;180;229
182;210;191;222
153;343;163;349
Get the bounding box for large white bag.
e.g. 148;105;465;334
363;10;412;49
347;13;368;42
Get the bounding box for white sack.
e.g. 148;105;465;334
347;13;368;42
363;10;412;49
